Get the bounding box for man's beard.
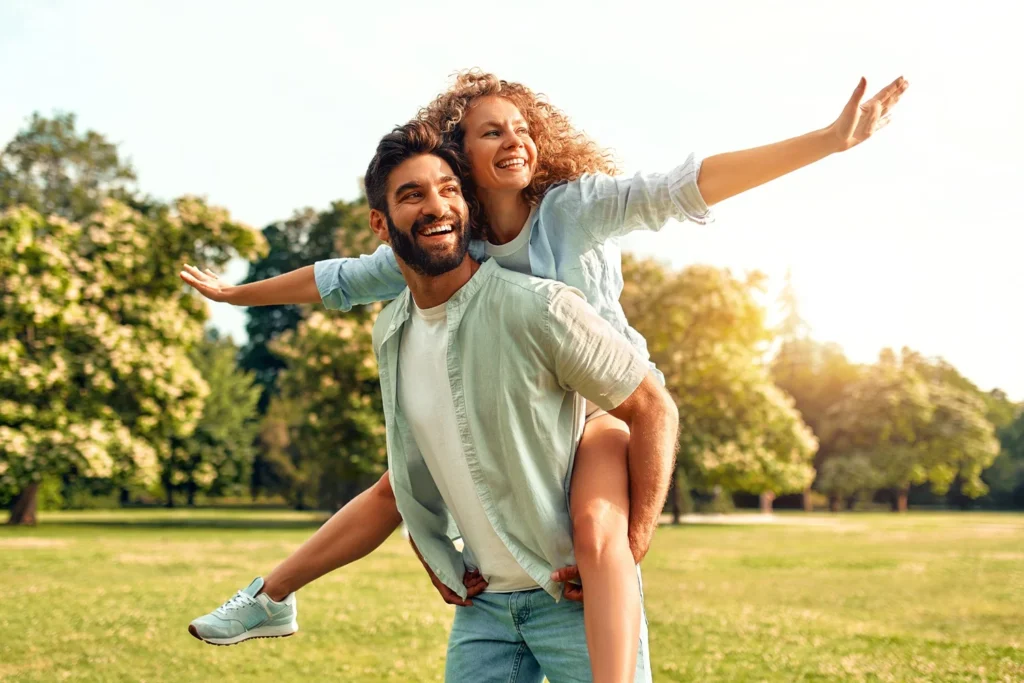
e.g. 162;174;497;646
387;211;470;277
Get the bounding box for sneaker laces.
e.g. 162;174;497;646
216;590;259;614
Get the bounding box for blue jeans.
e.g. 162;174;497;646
445;589;652;683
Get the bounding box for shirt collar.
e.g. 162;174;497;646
380;258;499;344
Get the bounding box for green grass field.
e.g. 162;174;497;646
1;510;1022;682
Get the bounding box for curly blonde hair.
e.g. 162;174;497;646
418;70;617;221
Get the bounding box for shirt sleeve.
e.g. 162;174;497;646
568;152;714;243
313;244;407;311
546;288;650;411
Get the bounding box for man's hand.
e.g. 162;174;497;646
551;565;584;603
424;566;488;607
410;538;487;606
180;264;235;303
462;569;488;602
829;76;909;153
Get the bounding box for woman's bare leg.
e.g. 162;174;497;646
570;415;641;683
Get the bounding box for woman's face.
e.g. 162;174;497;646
461;96;538;194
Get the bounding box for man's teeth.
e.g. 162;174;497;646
497;158;526;169
422;224;453;236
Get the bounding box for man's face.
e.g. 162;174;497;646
375;154;471;277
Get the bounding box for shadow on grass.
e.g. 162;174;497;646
12;508;334;531
657;523;776;532
7;517;771;533
34;518;330;530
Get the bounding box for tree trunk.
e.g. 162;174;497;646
802;488;814;512
759;491;775;514
846;496;857;511
250;454;262;502
165;486;175;508
669;474;681;525
8;483;40;526
119;488;131;507
828;494;841;513
891;488;909;513
186;482;197;507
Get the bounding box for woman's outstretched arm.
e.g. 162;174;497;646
181;263;321;305
180;244;407;310
697;76;909;206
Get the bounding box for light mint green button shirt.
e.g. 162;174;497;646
373;260;649;600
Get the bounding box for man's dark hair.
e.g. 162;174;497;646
364;120;471;215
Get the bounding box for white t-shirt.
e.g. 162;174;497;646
483;207;534;275
397;300;537;592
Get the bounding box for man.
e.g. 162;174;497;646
189;121;678;681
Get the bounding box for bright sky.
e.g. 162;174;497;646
2;1;1022;399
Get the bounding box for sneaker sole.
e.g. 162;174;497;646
188;621;298;646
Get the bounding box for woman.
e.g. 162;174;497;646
182;71;907;681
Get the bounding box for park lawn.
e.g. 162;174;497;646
1;510;1021;682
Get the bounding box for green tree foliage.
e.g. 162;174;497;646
239;201;374;409
815;454;882;511
166;334;262;506
982;389;1019;433
772;341;862;455
772;339;863;508
982;407;1024;508
620;256;817;513
253;397;306;506
0;114;266;524
239;199;378;499
771;273;863;508
266;310;386;509
0;112;136;222
772;289;1015;511
900;351;1010;503
822;349;1000;511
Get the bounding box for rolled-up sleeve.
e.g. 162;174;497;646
546;288;649;411
570;152;714;243
314;244;407;311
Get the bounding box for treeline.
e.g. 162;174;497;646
2;114;1021;524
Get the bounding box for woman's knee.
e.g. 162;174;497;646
573;501;629;566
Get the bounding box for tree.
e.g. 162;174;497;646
166;333;262;506
772;339;862;508
982;389;1019;433
0;114;266;524
239;199;378;499
777;268;810;341
822;349;1000;511
926;382;1001;495
771;271;863;510
900;350;1010;507
620;256;817;519
252;397;307;506
267;309;386;509
982;407;1024;508
239;200;374;409
0;112;136;223
815;454;882;511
